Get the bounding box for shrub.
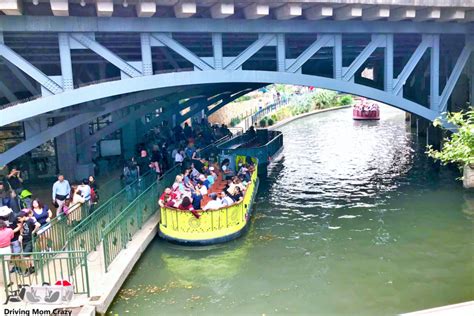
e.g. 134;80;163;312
236;95;252;102
259;117;268;127
267;118;274;126
270;114;278;122
427;106;474;166
338;95;353;106
230;117;241;127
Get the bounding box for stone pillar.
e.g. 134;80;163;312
463;165;474;189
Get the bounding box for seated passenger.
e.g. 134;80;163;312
196;182;208;196
220;192;234;207
191;190;203;210
203;193;221;211
221;159;234;180
231;186;244;202
159;188;173;208
199;174;211;189
178;196;200;219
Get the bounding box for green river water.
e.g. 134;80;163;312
109;106;473;315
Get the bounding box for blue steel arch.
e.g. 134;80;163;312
0;70;443;127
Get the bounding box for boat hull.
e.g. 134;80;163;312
159;174;259;246
353;109;380;120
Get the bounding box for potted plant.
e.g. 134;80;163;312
426;106;474;188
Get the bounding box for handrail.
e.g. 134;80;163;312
0;250;90;301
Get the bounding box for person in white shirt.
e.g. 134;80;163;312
174;149;184;165
203;193;221;210
220;192;234;207
197;182;208;196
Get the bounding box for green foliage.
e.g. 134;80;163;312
267;118;274;126
338;95;353;106
426;106;474;166
259;117;268;127
230;117;241;127
235;95;252;102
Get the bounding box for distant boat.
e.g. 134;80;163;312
353;98;380;120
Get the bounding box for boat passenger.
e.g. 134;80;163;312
179;196;201;219
220;192;234;207
203;193;221;211
191;190;203;210
159;188;173;208
221;159;234;180
231;186;244;202
199;174;211;189
196;182;208;196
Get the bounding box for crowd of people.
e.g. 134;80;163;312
0;117;234;279
159;157;255;218
121;118;232;196
354;101;379;113
0;169;99;277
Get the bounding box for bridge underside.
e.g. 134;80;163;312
0;18;472;180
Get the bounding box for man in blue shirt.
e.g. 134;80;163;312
52;174;71;213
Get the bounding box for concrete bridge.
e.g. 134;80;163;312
0;0;472;180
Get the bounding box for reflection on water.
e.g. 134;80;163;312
109;106;473;315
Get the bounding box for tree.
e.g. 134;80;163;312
426;106;474;167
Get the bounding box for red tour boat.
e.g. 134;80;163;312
353;98;380;120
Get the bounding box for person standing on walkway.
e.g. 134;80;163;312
0;220;14;286
52;174;71;214
7;168;23;195
18;210;40;276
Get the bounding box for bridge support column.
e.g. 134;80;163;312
56;129;79;181
122;118;138;160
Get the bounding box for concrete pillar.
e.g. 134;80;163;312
122;119;137;160
463;165;474;189
56;130;78;181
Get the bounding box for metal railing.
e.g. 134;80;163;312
66;170;157;256
32;203;88;253
1;250;90;302
102;166;180;272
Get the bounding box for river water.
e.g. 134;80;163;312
109;106;473;315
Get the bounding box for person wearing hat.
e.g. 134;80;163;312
199;174;211;190
19;189;33;210
203;193;221;211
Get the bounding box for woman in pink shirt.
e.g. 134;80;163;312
0;219;14;286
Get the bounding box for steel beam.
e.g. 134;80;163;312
96;0;113;17
243;4;269;20
430;35;440;111
334;6;362;21
0;70;444;128
50;0;69;17
212;33;223;70
389;8;416;21
225;34;275;70
0;81;17;102
174;1;196;18
392;35;432;96
0;0;21;15
0;89;174;166
0;43;63;94
384;34;393;93
343;34;386;81
277;34;286;72
70;33;143;78
414;8;441;21
304;6;333;20
151;33;213;71
0;16;470;34
333;34;342;80
274;4;302;20
58;33;73;90
438;42;473;112
287;34;333;73
4;60;39;95
362;6;390;21
210;3;234;19
439;8;465;22
140;33;153;76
